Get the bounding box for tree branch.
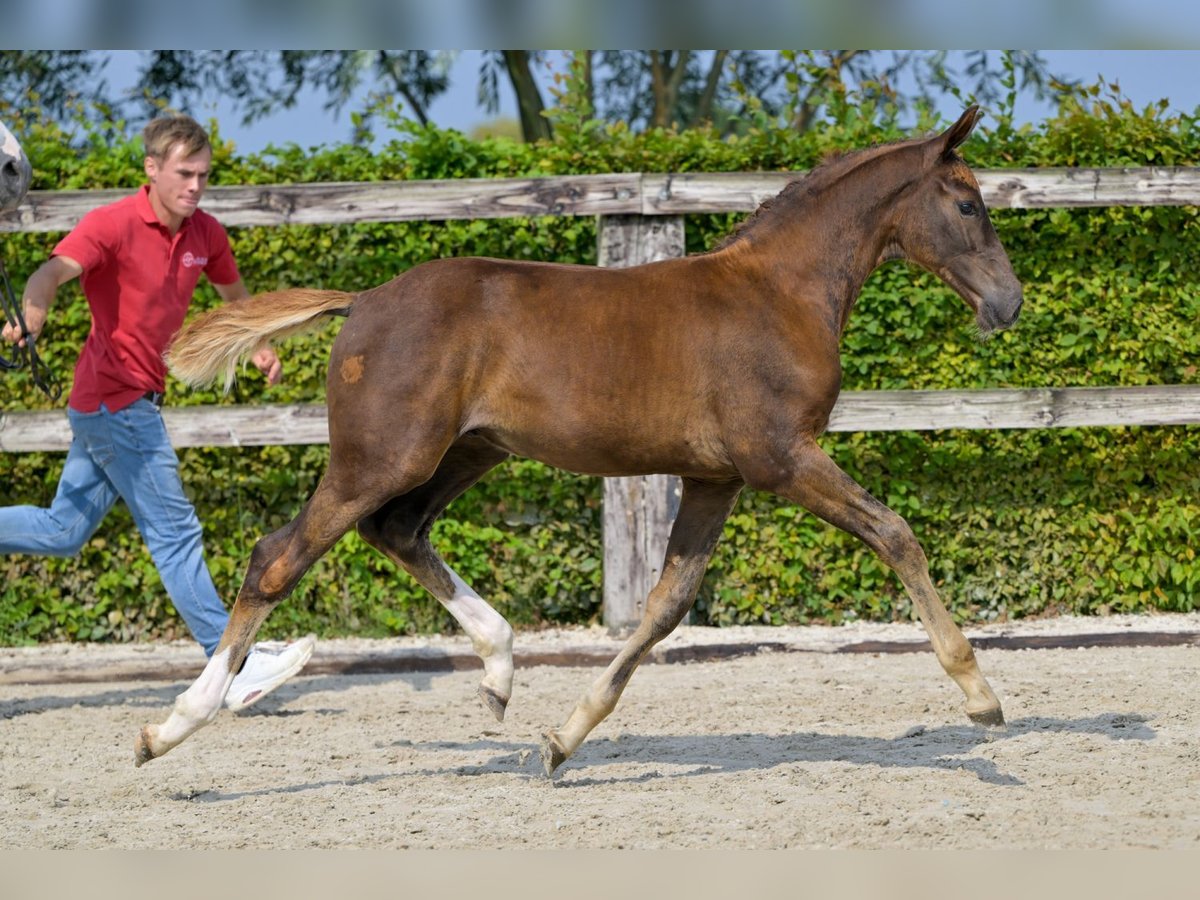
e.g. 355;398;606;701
691;50;728;127
503;51;552;142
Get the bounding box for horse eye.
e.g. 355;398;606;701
957;201;978;216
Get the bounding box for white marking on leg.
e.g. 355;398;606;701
144;648;237;756
554;647;637;756
444;566;513;700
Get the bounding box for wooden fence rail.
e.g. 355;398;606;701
4;167;1200;233
3;168;1198;629
5;386;1199;454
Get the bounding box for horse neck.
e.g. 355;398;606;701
727;145;921;335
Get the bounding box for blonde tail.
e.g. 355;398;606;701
167;288;356;391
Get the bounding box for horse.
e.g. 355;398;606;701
1;118;33;212
135;106;1023;776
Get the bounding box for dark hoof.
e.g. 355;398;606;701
478;685;509;722
133;727;156;768
540;731;568;778
967;706;1006;729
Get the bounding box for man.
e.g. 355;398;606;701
1;115;314;709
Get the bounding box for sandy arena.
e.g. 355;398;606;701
2;614;1199;849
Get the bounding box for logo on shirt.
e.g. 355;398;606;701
181;251;208;268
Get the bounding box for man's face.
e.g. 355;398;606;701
144;143;212;221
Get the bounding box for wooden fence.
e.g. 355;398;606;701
5;167;1200;232
3;167;1199;629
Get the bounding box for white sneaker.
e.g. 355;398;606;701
225;635;316;712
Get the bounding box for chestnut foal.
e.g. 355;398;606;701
136;107;1022;775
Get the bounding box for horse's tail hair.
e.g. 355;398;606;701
167;288;357;391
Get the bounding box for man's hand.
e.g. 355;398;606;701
1;304;45;348
251;347;282;385
3;256;82;348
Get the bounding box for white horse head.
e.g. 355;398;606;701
1;118;33;212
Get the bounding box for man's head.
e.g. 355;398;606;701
142;115;213;227
143;114;210;162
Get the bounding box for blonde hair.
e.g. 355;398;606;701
143;115;210;161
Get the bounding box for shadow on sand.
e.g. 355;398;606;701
165;711;1153;802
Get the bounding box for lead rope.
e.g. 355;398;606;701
0;252;62;402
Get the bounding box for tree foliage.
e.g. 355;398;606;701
2;50;1070;144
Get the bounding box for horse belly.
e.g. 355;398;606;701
474;404;734;479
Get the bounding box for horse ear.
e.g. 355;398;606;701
937;105;982;161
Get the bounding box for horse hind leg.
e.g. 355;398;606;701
541;477;743;776
357;438;515;720
134;469;388;766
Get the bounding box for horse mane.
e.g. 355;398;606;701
710;137;926;252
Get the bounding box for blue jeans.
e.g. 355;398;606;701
0;399;228;655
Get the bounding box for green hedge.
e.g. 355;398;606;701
1;87;1197;645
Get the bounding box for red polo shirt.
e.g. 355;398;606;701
52;185;240;412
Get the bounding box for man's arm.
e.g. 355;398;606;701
212;278;282;385
2;255;83;347
212;277;251;303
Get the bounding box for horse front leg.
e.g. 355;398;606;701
541;477;742;776
761;440;1004;727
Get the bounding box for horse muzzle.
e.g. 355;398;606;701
978;285;1023;334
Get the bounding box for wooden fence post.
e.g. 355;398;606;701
597;213;685;632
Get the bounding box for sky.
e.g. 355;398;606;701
95;50;1200;155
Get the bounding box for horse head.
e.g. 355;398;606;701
1;119;33;213
896;106;1023;335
